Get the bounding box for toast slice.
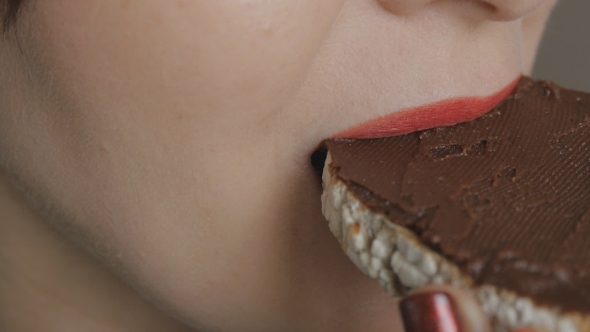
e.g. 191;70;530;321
320;77;590;332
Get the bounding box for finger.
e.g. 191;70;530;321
398;284;492;332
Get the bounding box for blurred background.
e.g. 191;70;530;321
533;1;590;91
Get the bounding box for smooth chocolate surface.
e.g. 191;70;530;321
325;77;590;312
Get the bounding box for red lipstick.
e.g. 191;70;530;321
333;76;520;139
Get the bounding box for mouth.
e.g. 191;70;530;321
332;76;521;139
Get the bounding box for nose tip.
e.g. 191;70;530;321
480;0;547;21
378;0;548;21
377;0;435;15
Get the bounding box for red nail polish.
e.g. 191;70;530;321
399;292;461;332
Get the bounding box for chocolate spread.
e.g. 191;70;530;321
324;77;590;312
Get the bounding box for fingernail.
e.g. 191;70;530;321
399;292;461;332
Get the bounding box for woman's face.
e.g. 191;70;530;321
0;0;554;330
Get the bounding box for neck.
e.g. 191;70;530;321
0;171;195;332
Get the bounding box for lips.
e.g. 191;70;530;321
332;76;521;139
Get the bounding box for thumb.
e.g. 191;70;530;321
398;284;492;332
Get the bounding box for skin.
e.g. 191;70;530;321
0;0;556;331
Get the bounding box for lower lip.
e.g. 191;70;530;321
333;76;520;139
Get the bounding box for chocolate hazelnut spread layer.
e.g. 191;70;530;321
324;76;590;313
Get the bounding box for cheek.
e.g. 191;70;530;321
7;0;343;227
5;0;344;210
26;0;343;129
0;0;344;327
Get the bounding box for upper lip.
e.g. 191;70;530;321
332;76;521;139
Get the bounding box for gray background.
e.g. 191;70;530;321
533;1;590;91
